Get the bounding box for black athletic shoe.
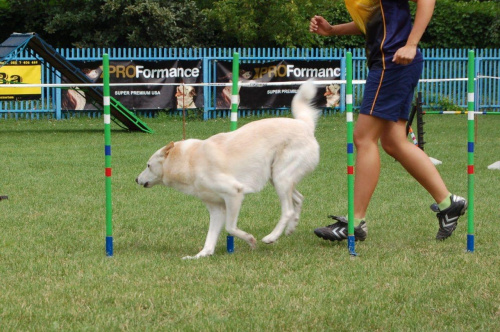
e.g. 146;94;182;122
431;194;468;241
314;215;367;242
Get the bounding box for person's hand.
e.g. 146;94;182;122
393;45;417;65
309;15;332;36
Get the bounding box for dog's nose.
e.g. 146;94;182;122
135;177;138;184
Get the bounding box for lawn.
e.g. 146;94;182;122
1;112;499;331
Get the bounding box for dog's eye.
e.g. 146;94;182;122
147;164;151;169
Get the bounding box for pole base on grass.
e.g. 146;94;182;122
227;235;234;253
348;235;357;256
467;234;474;252
106;236;113;257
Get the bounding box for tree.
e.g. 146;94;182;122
0;0;214;48
0;0;498;49
204;0;327;48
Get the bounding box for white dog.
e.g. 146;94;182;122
136;81;320;259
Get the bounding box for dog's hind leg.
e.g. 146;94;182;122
262;182;296;244
285;189;303;236
182;202;225;260
224;190;257;250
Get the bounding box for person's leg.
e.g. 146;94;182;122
352;114;388;220
380;119;468;240
313;113;383;242
379;119;450;203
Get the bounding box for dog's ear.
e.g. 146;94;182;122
163;142;175;156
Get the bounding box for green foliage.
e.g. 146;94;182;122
306;0;365;49
202;0;364;48
415;0;500;48
0;0;498;48
0;0;212;48
203;0;317;48
429;96;464;112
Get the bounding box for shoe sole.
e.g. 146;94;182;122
314;231;366;242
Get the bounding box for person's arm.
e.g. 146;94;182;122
309;16;362;36
393;0;436;65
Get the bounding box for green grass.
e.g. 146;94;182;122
1;113;499;331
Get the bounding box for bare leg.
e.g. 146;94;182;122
352;114;387;219
380;119;449;203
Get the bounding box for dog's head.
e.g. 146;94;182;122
136;142;174;188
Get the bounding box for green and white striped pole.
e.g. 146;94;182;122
346;52;357;256
467;50;475;252
227;52;240;253
230;52;240;131
103;53;113;256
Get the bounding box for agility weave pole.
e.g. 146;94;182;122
226;52;240;254
345;52;357;256
103;53;113;257
419;51;476;252
467;50;475;252
420;51;476;252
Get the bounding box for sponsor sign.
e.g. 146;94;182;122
215;60;342;109
64;60;203;110
0;60;42;100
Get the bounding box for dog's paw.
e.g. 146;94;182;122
285;224;297;236
247;236;257;249
261;234;278;244
182;249;213;260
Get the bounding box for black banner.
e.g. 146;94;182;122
64;60;203;110
215;60;342;109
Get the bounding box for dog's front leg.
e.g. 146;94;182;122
182;202;225;260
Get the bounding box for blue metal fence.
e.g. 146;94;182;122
1;48;499;119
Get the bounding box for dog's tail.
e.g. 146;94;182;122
291;80;320;131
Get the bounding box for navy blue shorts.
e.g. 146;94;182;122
360;60;423;122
